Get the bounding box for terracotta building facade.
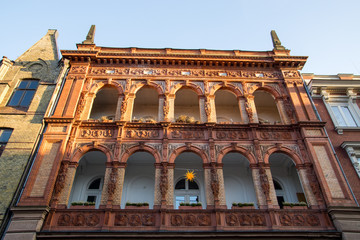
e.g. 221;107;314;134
4;28;360;239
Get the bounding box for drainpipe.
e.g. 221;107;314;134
302;78;359;207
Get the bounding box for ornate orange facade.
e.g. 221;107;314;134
4;28;360;239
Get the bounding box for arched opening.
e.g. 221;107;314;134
269;153;306;208
174;88;200;123
174;152;206;209
254;90;281;124
89;86;118;120
215;89;241;123
121;152;155;209
132;86;159;122
222;152;257;209
68;151;107;208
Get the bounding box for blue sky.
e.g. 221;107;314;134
1;0;360;74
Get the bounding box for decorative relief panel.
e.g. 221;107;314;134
57;213;100;227
125;129;160;139
215;130;248;140
70;66;87;74
80;129;114;138
171;129;205;139
278;213;320;227
114;214;155;226
88;67;282;79
258;130;292;140
170;214;211;226
225;213;266;227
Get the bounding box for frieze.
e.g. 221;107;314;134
215;130;248;139
88;67;282;79
114;214;155;226
283;70;300;78
57;213;100;227
125;129;160;138
70;66;87;74
258;131;292;140
279;213;320;227
170;214;211;226
80;129;114;138
225;213;266;227
171;130;204;139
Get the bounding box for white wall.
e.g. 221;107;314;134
121;152;155;208
222;153;257;208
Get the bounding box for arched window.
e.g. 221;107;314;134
174;88;200;123
269;152;306;208
89;86;118;120
132;86;159;122
254;90;281;124
68;151;106;209
215;89;241;123
174;178;200;209
85;177;104;207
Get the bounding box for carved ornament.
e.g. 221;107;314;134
215;130;248;139
125;129;159;138
80;129;113;138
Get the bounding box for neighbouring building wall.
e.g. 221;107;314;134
0;30;62;233
304;73;360;203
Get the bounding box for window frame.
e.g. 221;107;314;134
341;142;360;178
174;178;201;209
7;79;39;108
324;96;360;133
0;128;13;157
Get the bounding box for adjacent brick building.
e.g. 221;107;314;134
304;73;360;204
3;27;360;239
0;30;67;234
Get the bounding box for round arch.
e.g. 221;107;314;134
89;81;124;96
169;145;209;164
120;144;161;163
263;146;303;166
130;81;164;96
217;146;257;164
171;83;204;96
211;84;242;97
70;144;113;164
251;86;281;99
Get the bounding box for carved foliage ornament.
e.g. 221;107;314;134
225;214;266;226
126;129;159;138
54;162;68;195
279;213;320;226
216;130;248;139
171;130;204;139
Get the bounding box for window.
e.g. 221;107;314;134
174;178;200;209
331;105;359;127
341;142;360;178
85;177;103;208
0;129;12;157
7;80;39;108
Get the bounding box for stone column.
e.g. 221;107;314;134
238;97;248;124
117;164;126;208
208;95;216;122
245;95;258;123
154;164;162;207
158;95;165;122
204;167;213;208
125;94;135;121
166;164;174;206
79;93;94;120
100;163;123;208
275;97;290;124
199;96;207;122
251;165;266;208
115;94;124;121
264;166;279;208
216;166;226;206
297;166;318;207
168;94;175;122
58;162;78;207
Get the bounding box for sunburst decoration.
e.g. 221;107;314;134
185;170;196;182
